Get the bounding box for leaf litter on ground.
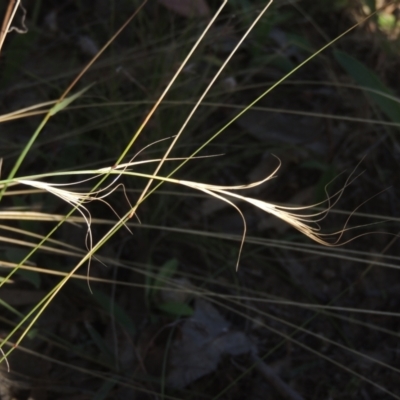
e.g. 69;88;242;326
167;298;256;389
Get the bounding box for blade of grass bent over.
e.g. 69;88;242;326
334;50;400;124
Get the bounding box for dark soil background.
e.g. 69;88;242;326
0;0;400;399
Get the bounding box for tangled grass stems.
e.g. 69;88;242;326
0;221;398;395
0;1;397;396
0;208;397;396
6;151;381;280
0;148;379;365
0;0;148;224
5;233;399;398
6;79;400;129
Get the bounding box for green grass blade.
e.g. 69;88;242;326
0;84;94;201
156;301;194;316
150;258;178;298
49;84;94;116
0;298;24;318
334;50;400;123
91;289;136;336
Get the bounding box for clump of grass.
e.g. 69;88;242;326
0;0;399;399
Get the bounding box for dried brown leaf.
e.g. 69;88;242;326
167;299;255;388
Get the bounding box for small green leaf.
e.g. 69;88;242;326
150;258;178;298
157;301;194;316
27;328;39;340
300;160;327;170
378;13;396;31
334;50;400;124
